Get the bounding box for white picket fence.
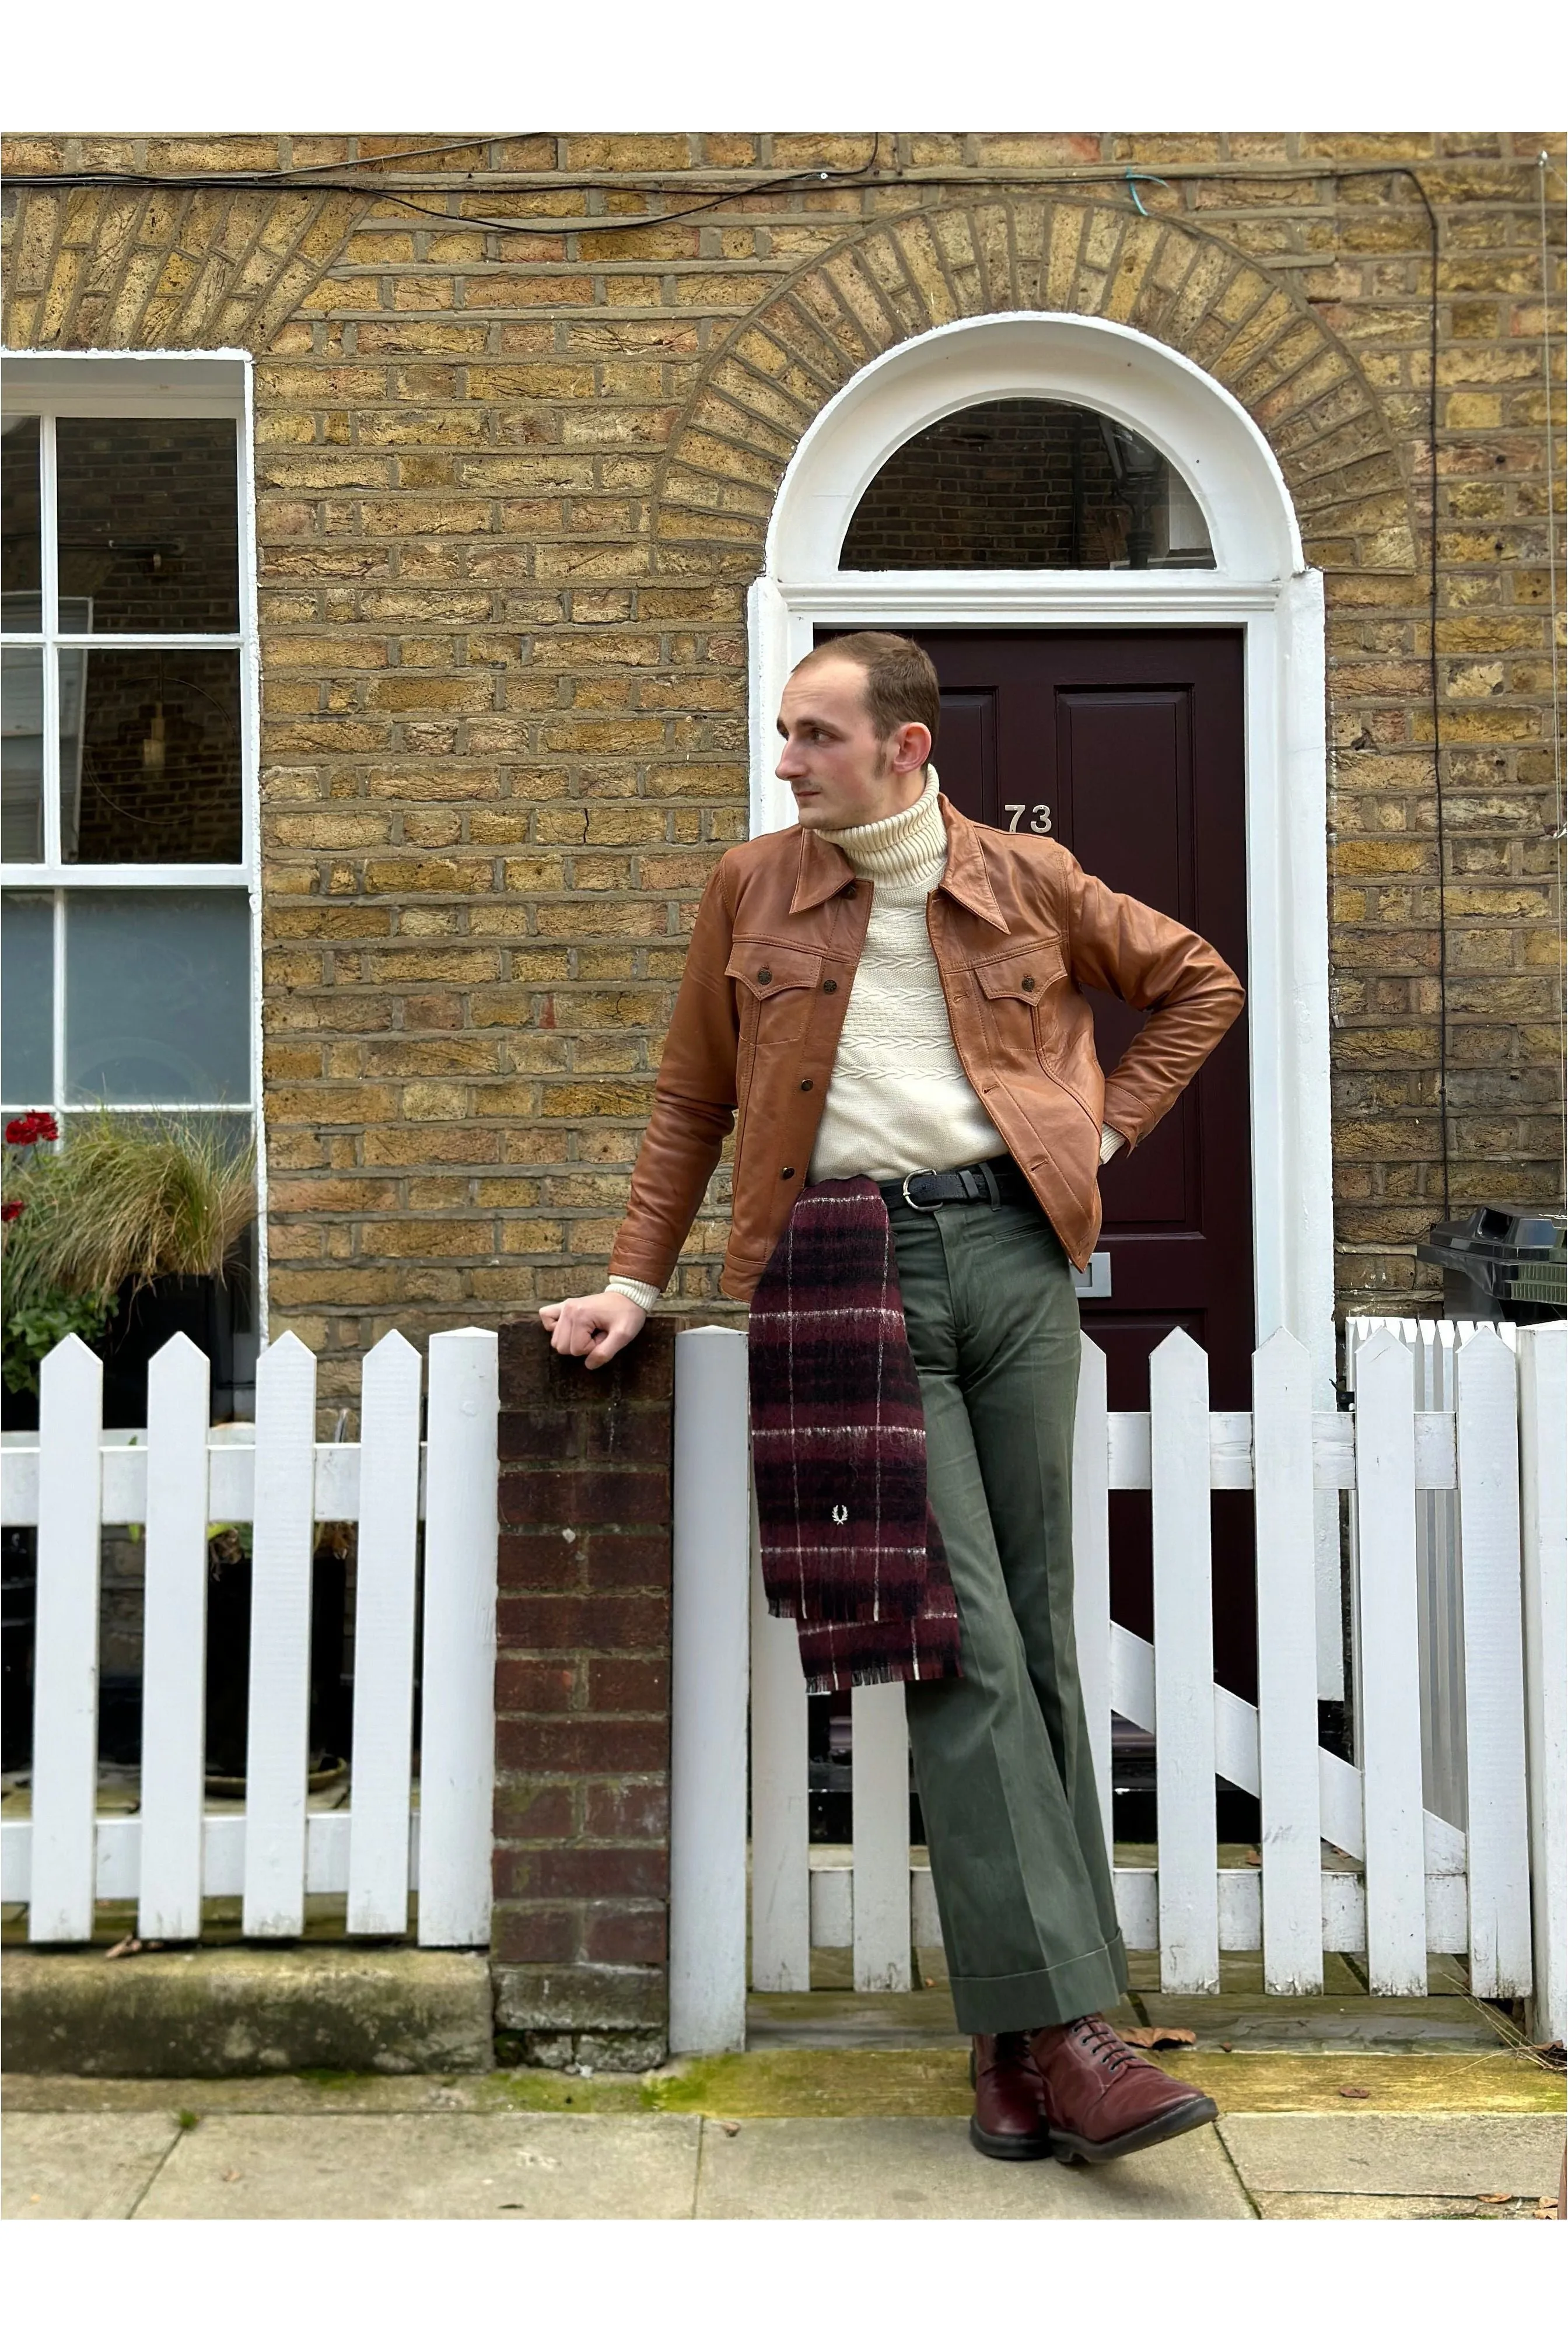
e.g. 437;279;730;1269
0;1327;499;1947
1344;1316;1523;1833
666;1321;1567;2054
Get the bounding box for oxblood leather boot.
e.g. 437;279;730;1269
1029;2015;1218;2164
968;2033;1055;2161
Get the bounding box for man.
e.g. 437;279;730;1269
542;632;1243;2164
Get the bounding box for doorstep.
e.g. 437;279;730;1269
1;1943;494;2077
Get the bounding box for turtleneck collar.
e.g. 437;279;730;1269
816;764;947;888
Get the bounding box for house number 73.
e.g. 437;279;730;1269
1005;803;1053;834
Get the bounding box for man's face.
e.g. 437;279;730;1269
775;657;930;831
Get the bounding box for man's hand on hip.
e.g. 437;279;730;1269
539;1290;647;1370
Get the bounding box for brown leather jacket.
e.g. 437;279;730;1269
607;796;1244;1300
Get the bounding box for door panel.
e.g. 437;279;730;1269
825;628;1256;1698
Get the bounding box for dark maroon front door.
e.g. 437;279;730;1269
824;628;1256;1694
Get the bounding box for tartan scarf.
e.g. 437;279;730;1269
748;1177;964;1696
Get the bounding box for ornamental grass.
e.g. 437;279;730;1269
1;1110;256;1310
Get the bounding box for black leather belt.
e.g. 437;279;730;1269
880;1156;1035;1214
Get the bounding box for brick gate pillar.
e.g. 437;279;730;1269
491;1318;679;2070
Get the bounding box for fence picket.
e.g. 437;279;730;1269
138;1335;212;1940
346;1331;423;1936
1072;1334;1113;1854
1150;1326;1219;1993
28;1338;104;1941
1353;1327;1427;1994
669;1328;750;2051
243;1333;318;1937
1517;1324;1566;2046
750;1496;811;1993
418;1328;499;1950
1455;1327;1532;1997
852;1680;912;1992
1252;1329;1322;1993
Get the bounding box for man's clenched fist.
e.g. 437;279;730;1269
538;1290;647;1370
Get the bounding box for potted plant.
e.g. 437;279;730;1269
2;1108;256;1421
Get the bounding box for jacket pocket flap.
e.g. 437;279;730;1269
974;942;1068;1002
726;943;824;999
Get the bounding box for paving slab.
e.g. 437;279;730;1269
692;2117;1252;2220
131;2112;702;2220
2;2112;182;2220
1253;2193;1546;2220
1217;2112;1564;2199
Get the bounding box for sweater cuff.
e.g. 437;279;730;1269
607;1276;661;1313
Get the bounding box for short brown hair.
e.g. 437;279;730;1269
795;631;941;754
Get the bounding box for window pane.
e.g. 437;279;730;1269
1;892;55;1105
64;649;242;864
839;399;1216;572
65;889;250;1105
2;648;45;862
1;414;43;628
56;417;240;633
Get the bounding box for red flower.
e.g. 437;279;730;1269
1;1200;23;1224
4;1111;58;1146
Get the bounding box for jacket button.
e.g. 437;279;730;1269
757;965;772;985
780;1166;795;1180
822;978;837;994
799;1078;813;1091
1022;975;1036;992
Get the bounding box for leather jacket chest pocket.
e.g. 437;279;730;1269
974;940;1072;1065
727;942;824;1046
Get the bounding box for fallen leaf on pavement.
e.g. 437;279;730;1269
720;2121;741;2137
1339;2086;1370;2099
1119;2025;1196;2049
222;2169;242;2183
1476;2192;1513;2203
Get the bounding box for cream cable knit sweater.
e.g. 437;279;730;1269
806;766;1007;1184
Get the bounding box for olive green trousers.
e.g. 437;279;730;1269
892;1190;1128;2034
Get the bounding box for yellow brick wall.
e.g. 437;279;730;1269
3;133;1563;1410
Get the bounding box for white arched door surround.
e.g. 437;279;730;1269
746;313;1336;1657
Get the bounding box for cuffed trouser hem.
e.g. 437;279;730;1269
949;1929;1128;2036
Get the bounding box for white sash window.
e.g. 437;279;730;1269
1;355;258;1164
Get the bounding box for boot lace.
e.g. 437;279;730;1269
1070;2014;1141;2076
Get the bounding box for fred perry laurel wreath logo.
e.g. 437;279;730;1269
831;1504;849;1525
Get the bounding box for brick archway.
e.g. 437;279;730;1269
2;184;366;351
651;195;1416;576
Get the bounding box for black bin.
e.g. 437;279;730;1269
1416;1206;1566;1324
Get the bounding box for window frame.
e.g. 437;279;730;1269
2;350;265;1304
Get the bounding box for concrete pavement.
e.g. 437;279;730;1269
5;2060;1562;2220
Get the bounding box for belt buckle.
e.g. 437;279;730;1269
901;1170;940;1213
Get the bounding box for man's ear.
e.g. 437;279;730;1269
891;722;932;774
